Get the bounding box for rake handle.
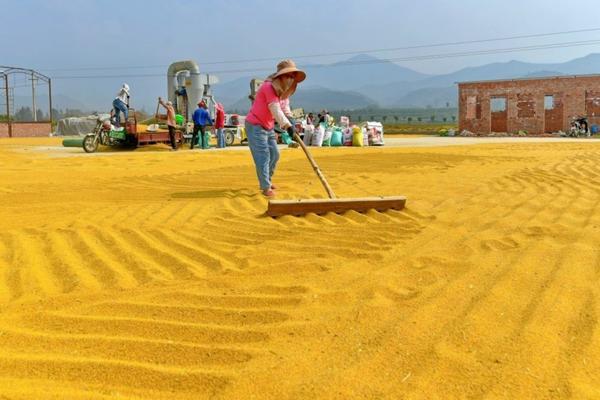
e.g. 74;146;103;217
294;133;336;199
154;99;161;120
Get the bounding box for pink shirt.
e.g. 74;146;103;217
280;98;291;116
246;81;279;130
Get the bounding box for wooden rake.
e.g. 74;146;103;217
266;133;406;217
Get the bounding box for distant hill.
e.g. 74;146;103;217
228;87;377;113
553;53;600;74
213;76;252;108
354;54;600;108
375;54;600;107
47;52;600;112
52;94;90;111
392;86;458;108
213;53;428;110
521;70;565;78
302;54;429;90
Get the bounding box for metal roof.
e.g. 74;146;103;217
0;66;50;81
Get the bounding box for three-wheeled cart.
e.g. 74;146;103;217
76;109;185;153
131;110;184;146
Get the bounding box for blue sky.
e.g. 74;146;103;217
3;0;600;110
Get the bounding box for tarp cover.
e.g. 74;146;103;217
54;114;110;136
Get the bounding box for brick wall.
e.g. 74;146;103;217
0;122;52;138
458;75;600;135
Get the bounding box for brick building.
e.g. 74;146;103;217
0;122;52;138
458;74;600;135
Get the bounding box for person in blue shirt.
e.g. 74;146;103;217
191;100;213;149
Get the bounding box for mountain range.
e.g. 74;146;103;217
214;53;600;112
40;53;600;114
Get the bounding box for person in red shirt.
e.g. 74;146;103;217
215;103;226;148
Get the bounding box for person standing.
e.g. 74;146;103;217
306;112;314;126
112;83;130;127
303;112;315;145
313;110;327;146
215;103;226;148
192;100;213;149
245;59;306;197
158;97;178;150
326;110;335;127
317;111;326;126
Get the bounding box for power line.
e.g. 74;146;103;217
201;27;600;65
38;27;600;72
331;39;600;64
51;39;600;80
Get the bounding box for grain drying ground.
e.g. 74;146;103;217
0;137;598;399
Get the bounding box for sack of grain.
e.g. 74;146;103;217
312;124;325;147
352;126;363;147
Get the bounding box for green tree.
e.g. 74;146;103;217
407;117;412;122
51;108;63;120
14;107;33;121
36;109;46;120
394;115;399;122
430;115;435;122
64;108;86;118
451;115;457;122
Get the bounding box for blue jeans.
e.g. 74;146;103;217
245;121;279;190
112;99;128;127
216;128;226;148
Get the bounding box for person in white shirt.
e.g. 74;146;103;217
112;83;130;127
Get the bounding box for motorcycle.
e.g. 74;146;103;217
82;118;137;153
569;116;590;137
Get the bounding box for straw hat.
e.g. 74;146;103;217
269;59;306;82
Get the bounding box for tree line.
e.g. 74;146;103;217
0;107;87;122
2;107;150;122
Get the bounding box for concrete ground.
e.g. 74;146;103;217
383;135;598;147
16;135;600;158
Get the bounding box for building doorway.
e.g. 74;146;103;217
544;94;563;133
490;97;507;132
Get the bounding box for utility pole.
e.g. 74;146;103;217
30;72;37;122
4;74;10;137
48;78;53;125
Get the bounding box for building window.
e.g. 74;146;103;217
585;91;600;116
491;97;507;112
466;96;477;119
544;95;554;110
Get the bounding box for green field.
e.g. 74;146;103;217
383;123;457;135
